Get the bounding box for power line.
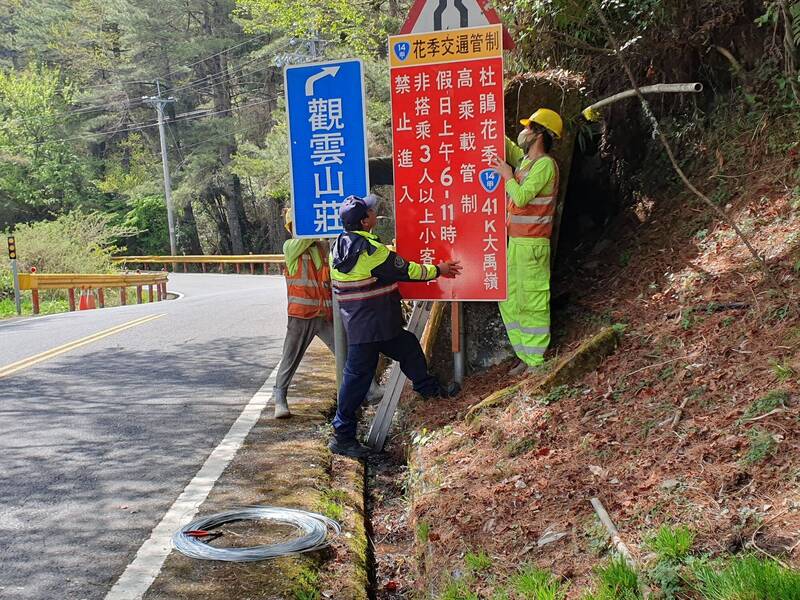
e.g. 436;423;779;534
77;31;276;92
2;40;292;128
3;96;280;149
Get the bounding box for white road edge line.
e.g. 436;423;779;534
105;365;280;600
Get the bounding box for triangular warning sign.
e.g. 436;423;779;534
401;0;515;49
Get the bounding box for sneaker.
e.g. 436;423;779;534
328;438;372;459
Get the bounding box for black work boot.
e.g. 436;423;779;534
328;437;372;459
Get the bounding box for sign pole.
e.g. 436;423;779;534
452;301;465;385
332;294;347;390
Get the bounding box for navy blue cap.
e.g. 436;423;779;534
339;194;378;230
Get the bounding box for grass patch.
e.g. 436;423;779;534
291;564;321;600
437;579;478;600
646;525;694;560
770;360;796;382
417;520;431;544
316;489;345;522
504;435;537;457
510;565;568;599
538;384;574;405
583;556;641;600
741;428;779;466
738;389;789;423
691;554;800;600
464;551;493;574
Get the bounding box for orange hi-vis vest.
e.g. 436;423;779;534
507;156;560;239
285;246;333;320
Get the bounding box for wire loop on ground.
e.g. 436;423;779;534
172;506;341;561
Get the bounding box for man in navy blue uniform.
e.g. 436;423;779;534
328;194;462;457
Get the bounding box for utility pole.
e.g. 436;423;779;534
143;81;178;256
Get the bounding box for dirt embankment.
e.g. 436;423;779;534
370;120;800;598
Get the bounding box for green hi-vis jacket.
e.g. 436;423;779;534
330;230;438;344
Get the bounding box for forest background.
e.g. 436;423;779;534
1;0;799;313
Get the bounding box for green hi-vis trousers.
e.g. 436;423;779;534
499;237;551;366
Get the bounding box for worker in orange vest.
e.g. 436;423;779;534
274;209;380;418
489;108;563;375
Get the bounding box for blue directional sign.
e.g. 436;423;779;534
284;59;369;238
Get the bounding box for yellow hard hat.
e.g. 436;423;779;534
283;208;293;233
520;108;563;139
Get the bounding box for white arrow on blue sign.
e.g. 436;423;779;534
284;59;370;238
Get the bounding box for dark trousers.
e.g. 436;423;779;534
333;330;438;441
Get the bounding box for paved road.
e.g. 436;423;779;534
0;274;289;600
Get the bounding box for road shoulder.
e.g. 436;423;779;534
143;342;369;600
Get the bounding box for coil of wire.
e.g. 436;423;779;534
172;506;342;561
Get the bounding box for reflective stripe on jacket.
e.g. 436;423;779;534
507;156;560;239
285;246;332;320
330;231;437;344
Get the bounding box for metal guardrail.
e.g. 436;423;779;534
18;272;169;314
113;254;285;274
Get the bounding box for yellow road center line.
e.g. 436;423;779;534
0;313;165;379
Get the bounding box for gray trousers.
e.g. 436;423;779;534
274;316;335;394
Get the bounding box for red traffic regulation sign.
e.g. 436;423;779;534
390;24;507;301
401;0;514;50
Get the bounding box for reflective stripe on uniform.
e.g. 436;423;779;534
337;283;398;302
527;196;555;206
288;296;326;306
509;215;553;225
505;322;550;335
332;277;378;289
289;277;320;287
512;344;547;355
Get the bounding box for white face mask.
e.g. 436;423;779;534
517;129;536;148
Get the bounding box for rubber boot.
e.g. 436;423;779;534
273;387;291;419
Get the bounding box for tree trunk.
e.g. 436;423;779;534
179;200;203;254
204;0;246;254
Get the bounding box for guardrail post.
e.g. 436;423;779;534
183;263;187;273
120;287;127;305
263;263;268;274
136;285;143;304
219;263;224;273
201;263;206;273
148;284;154;302
235;263;240;274
68;288;76;311
249;262;254;275
32;289;40;315
98;288;105;308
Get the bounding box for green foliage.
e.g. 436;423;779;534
464;551;493;574
0;64;104;229
583;556;641;600
437;579;479;600
4;211;132;275
235;0;395;56
691;554;800;600
416;520;430;544
646;525;694;561
291;564;320;600
510;565;568;599
742;428;779;465
539;384;573;405
121;196;170;255
739;389;789;423
317;488;345;522
770;360;796;381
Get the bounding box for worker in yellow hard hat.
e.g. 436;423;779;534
489;108;563;375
